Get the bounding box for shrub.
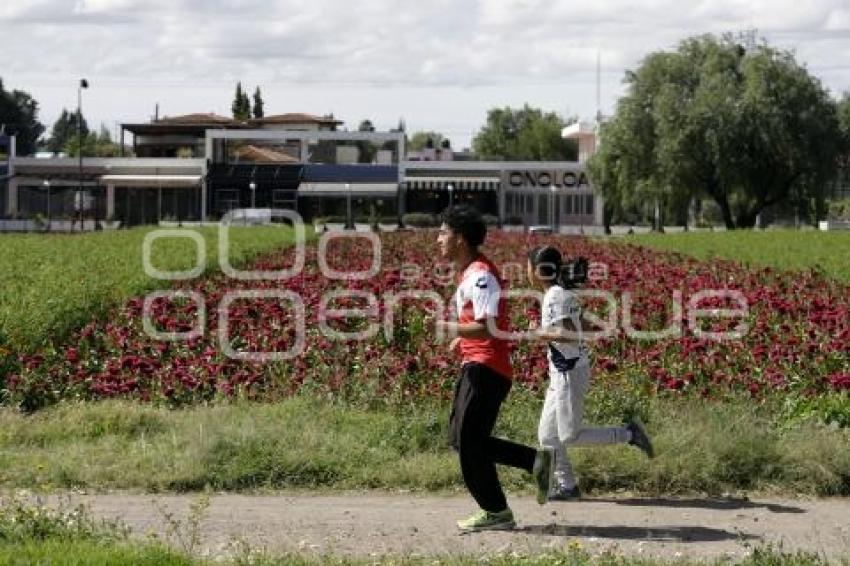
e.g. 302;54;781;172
402;213;439;227
828;198;850;221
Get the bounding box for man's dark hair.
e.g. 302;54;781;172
441;205;486;249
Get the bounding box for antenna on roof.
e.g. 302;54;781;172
595;49;602;125
736;28;757;51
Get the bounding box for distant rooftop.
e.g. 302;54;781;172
251;113;343;126
562;121;597;139
153;113;241;126
123;112;344;136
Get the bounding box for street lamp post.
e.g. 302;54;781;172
77;78;88;231
447;183;454;210
43;178;51;232
345;182;354;230
550;185;557;233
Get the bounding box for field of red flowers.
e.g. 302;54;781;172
6;231;849;411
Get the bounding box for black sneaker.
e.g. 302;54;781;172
532;449;553;505
548;484;582;501
627;417;654;458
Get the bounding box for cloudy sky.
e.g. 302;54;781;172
2;0;849;149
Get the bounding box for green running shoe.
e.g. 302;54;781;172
456;508;516;532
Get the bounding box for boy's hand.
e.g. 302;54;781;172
448;337;461;353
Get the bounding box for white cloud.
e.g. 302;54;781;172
1;0;848;148
825;8;850;29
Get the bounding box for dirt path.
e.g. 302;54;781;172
71;492;849;561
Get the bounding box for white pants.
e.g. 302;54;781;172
537;363;631;489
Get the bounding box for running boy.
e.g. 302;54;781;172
525;245;654;500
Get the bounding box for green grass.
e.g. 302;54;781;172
0;225;306;355
622;230;850;283
0;540;193;565
0;492;192;565
0;393;848;496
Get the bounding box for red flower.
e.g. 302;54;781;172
64;348;79;363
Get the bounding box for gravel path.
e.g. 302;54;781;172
63;492;850;561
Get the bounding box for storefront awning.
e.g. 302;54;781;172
404;177;500;191
99;174;202;188
297;182;398;196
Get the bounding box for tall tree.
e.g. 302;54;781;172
0;78;45;156
355;119;377;163
232;82;251;120
65;124;123;157
408;131;447;151
47;108;89;154
837;93;850;163
588;34;842;229
472;105;578;161
252;86;264;119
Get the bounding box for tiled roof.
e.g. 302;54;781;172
233;144;301;163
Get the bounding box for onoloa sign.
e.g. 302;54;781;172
505;169;591;189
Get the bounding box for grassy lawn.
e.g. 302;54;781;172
0;541;193;565
1;393;848;496
0;225;306;354
621;230;850;283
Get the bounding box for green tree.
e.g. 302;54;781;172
0;78;45;156
408;131;447;151
252;86;264;119
589;34;842;229
356;119;377;163
837;93;850;162
472;105;577;161
833;93;850;206
232;82;251;120
47;108;89;154
65;125;124;157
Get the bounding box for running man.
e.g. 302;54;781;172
435;205;551;532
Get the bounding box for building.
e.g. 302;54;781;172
2;114;604;230
404;161;600;228
0;134;11;216
121;112;343;158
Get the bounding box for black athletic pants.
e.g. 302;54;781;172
449;362;537;513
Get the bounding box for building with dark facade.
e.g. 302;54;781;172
2;113;603;230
